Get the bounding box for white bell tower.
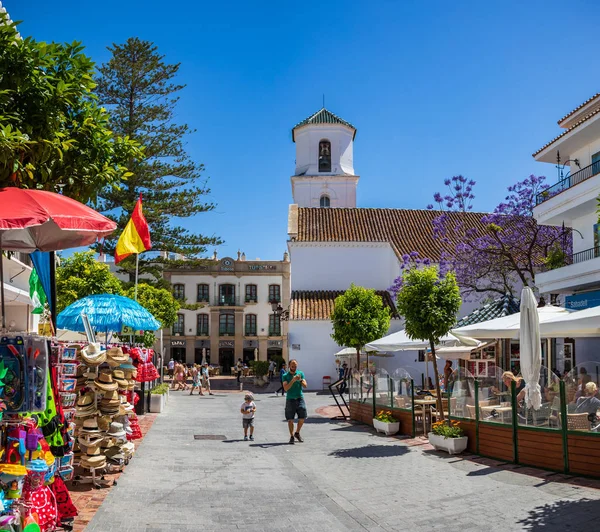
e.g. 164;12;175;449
291;108;359;208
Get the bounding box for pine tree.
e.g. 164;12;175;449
94;37;221;280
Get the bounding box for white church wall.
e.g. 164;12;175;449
289;243;396;291
291;177;358;208
294;126;355;176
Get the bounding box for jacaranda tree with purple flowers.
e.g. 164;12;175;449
390;175;569;301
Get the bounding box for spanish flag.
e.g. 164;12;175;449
114;195;151;264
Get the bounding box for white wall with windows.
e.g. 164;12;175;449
169;273;284;337
294;125;355;177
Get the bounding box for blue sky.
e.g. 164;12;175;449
6;0;600;260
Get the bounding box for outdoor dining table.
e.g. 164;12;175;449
480;405;512;423
414;397;437;435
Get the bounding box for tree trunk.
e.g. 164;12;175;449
429;339;444;422
356;347;361;373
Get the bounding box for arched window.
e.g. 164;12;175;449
197;283;209;303
268;284;281;303
318;139;331;172
245;284;257;302
173;283;185;301
173;314;185;335
197;314;209;336
320;194;331;208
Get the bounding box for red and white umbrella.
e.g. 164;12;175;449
0;187;117;328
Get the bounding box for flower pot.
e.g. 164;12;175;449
149;394;165;413
428;432;468;454
373;418;400;436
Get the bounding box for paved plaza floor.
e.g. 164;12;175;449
86;391;600;531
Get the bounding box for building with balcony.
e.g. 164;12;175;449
532;92;600;370
533;93;600;298
1;252;37;332
163;252;290;372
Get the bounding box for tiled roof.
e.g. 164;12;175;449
455;294;520;327
557;93;600;125
292;108;356;141
533;106;600;157
293;208;487;261
290;290;399;321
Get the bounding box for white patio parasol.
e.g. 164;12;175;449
365;329;479;351
519;287;542;410
201;348;207;366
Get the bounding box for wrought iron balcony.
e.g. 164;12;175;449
245;328;257;336
269;326;282;336
213;296;241;306
536;161;600;205
219;327;235;336
197;328;209;336
542;246;600;272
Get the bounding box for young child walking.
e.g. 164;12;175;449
189;364;203;395
240;393;256;441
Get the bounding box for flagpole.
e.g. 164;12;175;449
134;253;139;302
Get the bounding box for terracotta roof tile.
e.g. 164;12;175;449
557;93;600;125
294;208;486;261
290;290;399;321
533;106;600;157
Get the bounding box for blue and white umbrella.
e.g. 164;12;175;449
57;293;161;333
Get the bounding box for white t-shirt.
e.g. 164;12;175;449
241;401;256;419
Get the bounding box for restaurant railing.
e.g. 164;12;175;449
213;295;241;306
535;161;600;205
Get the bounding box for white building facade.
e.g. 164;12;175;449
532;92;600;370
162;252;290;372
286;109;481;388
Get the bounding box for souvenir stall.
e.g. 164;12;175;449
0;188;117;530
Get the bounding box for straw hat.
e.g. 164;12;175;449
80;453;106;469
107;346;128;365
112;370;129;389
77;392;95;407
80;343;107;366
106;422;126;438
81;418;102;434
94;372;118;392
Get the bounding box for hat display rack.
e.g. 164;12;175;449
68;341;139;490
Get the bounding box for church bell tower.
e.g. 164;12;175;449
291;108;359;208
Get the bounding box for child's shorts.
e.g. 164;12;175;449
242;418;255;428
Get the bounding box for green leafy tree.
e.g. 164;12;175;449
330;284;391;369
0;13;141;202
94;37;221;280
56;251;123;312
395;266;461;421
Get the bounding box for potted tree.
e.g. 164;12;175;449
428;420;468;454
373;410;400;436
250;361;270;387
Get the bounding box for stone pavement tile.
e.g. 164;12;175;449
85;392;600;532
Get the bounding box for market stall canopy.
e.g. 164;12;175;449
2;283;32;306
57;294;160;333
538;304;600;337
452;305;573;340
365;329;480;352
435;341;494;361
0;188;117;252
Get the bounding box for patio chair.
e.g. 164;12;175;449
564;413;591;431
394;396;406;408
530;403;551;427
465;404;476;419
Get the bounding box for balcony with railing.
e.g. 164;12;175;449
197;327;209;336
537;245;600;294
536;161;600;206
213;295;241;306
245;327;257;336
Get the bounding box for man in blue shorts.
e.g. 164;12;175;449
282;359;307;444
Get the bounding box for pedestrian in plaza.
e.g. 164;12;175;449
189;364;202;395
240;393;256;441
443;360;453;391
201;362;214;395
236;358;243;383
276;363;287;396
174;363;188;391
167;358;175;378
282;359;307;444
268;359;276;381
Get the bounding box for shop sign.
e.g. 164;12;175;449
565;290;600;310
171;339;186;347
219;340;235;348
249;264;276;271
220;258;234;271
292;344;301;350
268;340;283;348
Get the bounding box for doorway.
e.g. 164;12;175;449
219;348;235;374
171;347;186;363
